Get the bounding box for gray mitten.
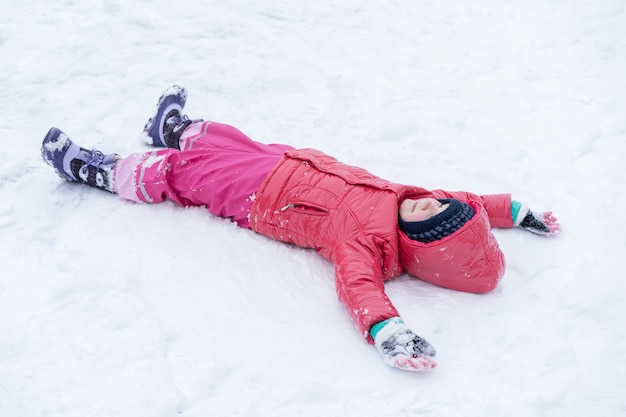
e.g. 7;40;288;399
373;318;437;372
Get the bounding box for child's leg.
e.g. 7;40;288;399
112;144;283;227
179;121;294;155
142;86;292;156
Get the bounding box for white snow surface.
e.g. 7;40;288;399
1;1;625;416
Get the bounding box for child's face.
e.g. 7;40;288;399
399;198;449;222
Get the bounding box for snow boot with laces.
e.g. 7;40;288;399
41;127;118;193
142;85;201;149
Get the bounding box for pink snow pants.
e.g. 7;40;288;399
113;121;293;228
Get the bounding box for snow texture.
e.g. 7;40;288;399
1;1;625;416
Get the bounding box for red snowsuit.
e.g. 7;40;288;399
250;148;513;342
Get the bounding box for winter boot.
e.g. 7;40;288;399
142;85;201;149
41;127;118;193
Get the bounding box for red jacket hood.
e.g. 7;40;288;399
398;199;506;293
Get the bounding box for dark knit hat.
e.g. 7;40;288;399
398;199;476;243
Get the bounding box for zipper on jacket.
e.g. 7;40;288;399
280;202;328;215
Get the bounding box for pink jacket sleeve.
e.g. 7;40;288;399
431;191;514;229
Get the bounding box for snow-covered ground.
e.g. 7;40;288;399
1;1;625;416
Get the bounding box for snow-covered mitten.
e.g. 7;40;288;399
512;201;561;236
371;317;437;372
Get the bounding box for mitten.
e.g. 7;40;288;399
512;201;561;236
371;317;437;372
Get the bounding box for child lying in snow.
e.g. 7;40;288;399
41;86;560;372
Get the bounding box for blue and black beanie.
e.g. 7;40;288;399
398;198;476;243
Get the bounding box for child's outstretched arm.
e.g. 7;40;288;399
512;201;561;236
334;239;437;372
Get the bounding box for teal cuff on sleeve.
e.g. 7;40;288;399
511;200;523;224
370;317;404;341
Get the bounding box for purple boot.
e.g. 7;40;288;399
142;85;200;149
41;127;118;193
